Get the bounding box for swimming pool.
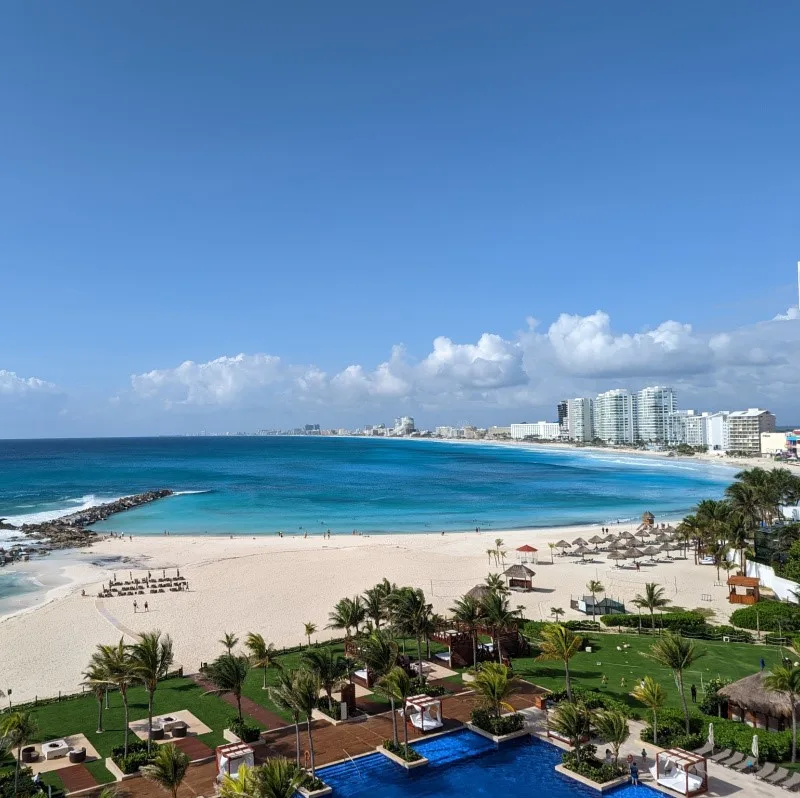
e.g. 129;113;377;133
318;730;657;798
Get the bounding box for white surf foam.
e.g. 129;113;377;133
172;490;211;496
2;494;125;527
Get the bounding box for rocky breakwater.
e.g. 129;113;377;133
14;490;174;550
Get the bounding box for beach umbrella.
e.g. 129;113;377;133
659;542;673;555
708;722;715;748
621;530;637;539
574;545;592;560
603;534;617;543
624;547;644;561
610;540;629;551
607;551;627;567
572;537;588;547
751;733;758;761
642;545;660;561
588;535;605;551
663;525;677;535
554;540;572;555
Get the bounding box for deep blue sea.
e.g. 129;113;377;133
0;436;736;537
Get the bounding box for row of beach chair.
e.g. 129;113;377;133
695;742;800;790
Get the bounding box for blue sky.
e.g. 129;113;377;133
1;2;799;436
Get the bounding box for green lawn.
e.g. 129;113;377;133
513;632;793;711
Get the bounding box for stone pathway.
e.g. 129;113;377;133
58;764;98;794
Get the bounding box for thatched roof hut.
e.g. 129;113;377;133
466;584;491;602
717;671;793;730
503;564;535;590
642;510;655;525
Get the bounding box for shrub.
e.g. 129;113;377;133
698;677;731;716
600;611;707;633
561;745;627;784
382;739;422;762
548;687;635;719
470;708;525;736
314;698;342;721
228;716;261;743
111;738;153;774
410;678;446;697
730;601;800;632
640;707;703;747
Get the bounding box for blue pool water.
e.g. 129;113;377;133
319;730;656;798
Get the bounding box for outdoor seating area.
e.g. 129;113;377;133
97;568;189;598
21;734;100;775
129;709;211;742
651;748;708;796
402;694;443;732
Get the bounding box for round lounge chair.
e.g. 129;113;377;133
21;746;38;763
149;726;165;740
69;747;86;764
171;722;188;738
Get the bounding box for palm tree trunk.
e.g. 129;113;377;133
306;718;316;776
390;697;398;745
14;748;21;795
417;635;424;684
677;672;690;733
402;699;409;754
653;710;658;746
147;690;154;754
294;721;301;765
792;699;797;763
97;695;104;733
104;687;109;710
472;631;478;670
236;692;243;722
565;660;572;702
123;693;130;758
496;633;504;665
263;666;268;690
651;609;655;629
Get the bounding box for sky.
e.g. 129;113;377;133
1;2;799;437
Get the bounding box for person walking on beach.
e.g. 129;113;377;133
144;601;149;612
133;600;138;613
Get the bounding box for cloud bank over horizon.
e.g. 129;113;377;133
3;307;800;436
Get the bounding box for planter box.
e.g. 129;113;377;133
554;764;629;792
466;722;529;744
376;745;429;769
298;782;333;798
223;728;241;743
105;757;142;782
311;707;361;726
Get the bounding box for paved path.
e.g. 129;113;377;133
188;673;287;730
94;599;141;639
58;764;98;794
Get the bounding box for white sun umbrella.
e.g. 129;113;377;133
708;722;715;748
751;733;758;760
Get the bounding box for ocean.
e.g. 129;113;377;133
0;435;736;537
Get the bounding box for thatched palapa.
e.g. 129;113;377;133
717;671;792;731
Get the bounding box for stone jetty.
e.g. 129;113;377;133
8;489;174;552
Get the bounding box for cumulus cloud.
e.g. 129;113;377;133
774;306;800;321
125;307;800;421
0;370;58;395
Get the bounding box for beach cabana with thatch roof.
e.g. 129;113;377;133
718;671;792;731
503;564;535;591
641;510;655;527
727;575;760;605
466;584;491;602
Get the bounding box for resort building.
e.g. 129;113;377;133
718;671;792;731
509;421;561;440
487;426;511;439
727;409;776;454
393;416;416;435
673;410;710;447
706;411;730;451
593;389;637;444
566;397;594;442
761;431;791;457
636;385;677;444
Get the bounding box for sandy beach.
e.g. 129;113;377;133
0;522;734;703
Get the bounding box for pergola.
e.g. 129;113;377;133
652;748;708;796
404;695;443;733
727;575;760;605
216;742;254;781
516;544;538;563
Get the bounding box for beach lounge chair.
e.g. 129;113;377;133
693;741;714;756
755;762;777;780
731;757;755;773
781;773;800;791
723;752;745;769
766;767;791;785
710;748;734;763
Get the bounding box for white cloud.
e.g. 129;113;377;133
0;370;58;395
774;306;800;321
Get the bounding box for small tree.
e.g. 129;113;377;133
646;632;704;733
303;622;317;647
245;632;280;690
764;664;800;762
270;670;305;765
592;709;629;764
130;630;174;752
380;666;413;758
548;701;590;763
551;607;565;622
290;670;321;776
0;710;37;795
204;654;250;722
472;662;518;718
631;583;671;628
300;647;348;711
141;743;190;798
630;675;666;745
536;624;582;701
220;632;240;654
586;580;604;621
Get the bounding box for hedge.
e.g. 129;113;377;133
600;611;707;633
729;601;800;633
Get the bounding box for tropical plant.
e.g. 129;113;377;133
630;675;666;745
586;580;604;621
548;701;590;763
362;585;388;629
380;666;413;756
535;624;583;701
141;742;190;798
592;710;629;764
631;583;671;628
289;669;320;776
764;664;800;762
130;630;175;752
204;653;250;722
481;590;519;663
449;594;484;669
0;710;37;796
82;659;109;734
301;646;349;710
219;760;310;798
551;607;565;621
95;638;136;757
327;596;366;637
485;572;509;597
386;587;433;680
358;630;400;743
270;670;305;765
645;632;705;733
472;662;518;718
220;632;239;654
245;632;281;690
303;622;317;647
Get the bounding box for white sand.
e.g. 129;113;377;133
0;524;735;703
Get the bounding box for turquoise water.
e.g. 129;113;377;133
319;729;655;798
0;436;735;537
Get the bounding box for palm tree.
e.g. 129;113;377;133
362;586;387;629
380;666;413;756
303;622;317;647
327;596;366;638
485;572;509;597
359;630;400;743
630;676;666;745
548;701;590;763
0;710;37;795
586;580;604;621
472;662;518;718
551;607;565;622
386;587;433;680
592;710;629;764
631;583;671;628
450;594;484;670
246;633;281;690
536;624;583;701
141;743;190;798
481;591;518;664
220;760;309;798
289;669;320;776
301;646;348;710
677;515;702;562
764;664;800;762
645;633;705;733
204;654;250;722
548;542;556;563
131;630;175;752
270;670;305;765
220;632;239;654
82;660;109;734
96;638;136;757
487;549;496;566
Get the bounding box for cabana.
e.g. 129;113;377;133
575;595;626;616
503;564;535;591
727;575;760;605
403;695;443;732
216;742;255;781
650;748;707;796
717;671;792;730
516;544;538;563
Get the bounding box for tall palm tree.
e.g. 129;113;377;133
646;633;705;733
487;549;496;566
82;660;109;734
245;633;281;690
220;632;239;654
592;710;629;764
360;630;400;743
764;664;800;762
303;622;317;647
141;743;190;798
0;710;37;795
485;572;509;597
204;654;250;722
449;594;484;669
472;662;518;718
480;591;518;664
548;701;590;763
630;676;666;745
327;597;366;638
677;515;702;563
631;583;671;628
380;666;413;756
96;638;136;757
586;580;604;621
131;630;175;752
362;586;387;629
301;647;348;711
551;607;565;622
270;670;305;765
289;669;320;776
386;587;433;680
220;760;309;798
535;624;583;701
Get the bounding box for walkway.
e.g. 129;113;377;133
58;764;98;794
171;736;214;762
188;673;287;730
94;599;141;639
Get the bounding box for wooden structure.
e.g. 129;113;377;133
718;671;792;731
641;510;655;528
651;748;708;796
216;742;254;780
503;564;535;591
516;544;538;563
727;575;760;605
403;695;443;733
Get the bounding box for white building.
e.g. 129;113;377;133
706;411;730;451
510;421;561;440
727;409;777;454
636;386;677;444
393;416;415;435
435;426;461;439
566;398;594;442
675;411;710;447
593;389;637;444
761;431;790;457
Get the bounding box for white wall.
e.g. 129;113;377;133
745;560;800;602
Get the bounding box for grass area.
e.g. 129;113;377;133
513;632;793;711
